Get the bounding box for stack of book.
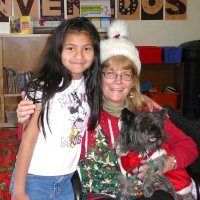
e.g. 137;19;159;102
3;67;33;94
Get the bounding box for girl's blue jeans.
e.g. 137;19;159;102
9;171;74;200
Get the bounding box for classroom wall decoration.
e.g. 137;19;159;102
0;0;12;22
0;0;188;23
117;0;140;20
40;0;64;21
66;0;80;19
165;0;187;20
13;0;38;20
141;0;163;20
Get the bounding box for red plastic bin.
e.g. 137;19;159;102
148;92;180;109
137;46;162;64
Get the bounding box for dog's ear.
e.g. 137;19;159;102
120;108;134;123
159;108;168;120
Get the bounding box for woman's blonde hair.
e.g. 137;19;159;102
102;55;145;110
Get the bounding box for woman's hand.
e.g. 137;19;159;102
142;94;162;111
16;91;36;124
133;155;177;180
132;160;150;180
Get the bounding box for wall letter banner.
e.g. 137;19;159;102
141;0;163;20
110;0;115;18
117;0;140;20
40;0;64;21
66;0;79;19
0;0;189;23
13;0;38;20
0;0;12;22
165;0;187;20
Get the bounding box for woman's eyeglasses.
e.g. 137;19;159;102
102;71;134;81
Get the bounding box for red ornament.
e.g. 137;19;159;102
105;166;112;171
113;34;120;39
98;148;103;153
88;173;93;179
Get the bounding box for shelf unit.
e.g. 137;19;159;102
0;34;52;128
140;63;184;113
0;34;184;127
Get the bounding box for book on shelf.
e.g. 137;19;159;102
9;16;31;34
21;16;31;34
9;16;21;33
3;67;33;94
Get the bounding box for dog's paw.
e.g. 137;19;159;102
142;180;155;198
143;188;155;198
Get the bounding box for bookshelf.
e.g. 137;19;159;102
0;34;184;128
140;63;184;113
0;34;52;127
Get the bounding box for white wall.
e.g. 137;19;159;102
0;1;199;46
127;1;200;46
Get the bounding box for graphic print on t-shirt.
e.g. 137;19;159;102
60;91;87;148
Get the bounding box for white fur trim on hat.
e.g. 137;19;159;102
100;20;141;74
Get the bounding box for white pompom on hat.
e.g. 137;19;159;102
100;20;141;74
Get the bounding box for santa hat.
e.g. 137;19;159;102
100;20;141;74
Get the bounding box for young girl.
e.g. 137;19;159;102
9;17;101;200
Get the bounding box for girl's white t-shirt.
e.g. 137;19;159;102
28;77;90;176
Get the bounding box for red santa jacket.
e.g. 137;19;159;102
118;143;192;195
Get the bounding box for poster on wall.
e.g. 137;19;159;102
141;0;163;20
0;0;12;22
13;0;38;20
66;0;115;19
80;0;111;18
66;0;80;19
89;17;111;33
165;0;187;20
117;0;140;20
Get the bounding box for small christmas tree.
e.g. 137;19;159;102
80;125;119;194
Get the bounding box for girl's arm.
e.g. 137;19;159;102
17;93;160;124
12;104;41;200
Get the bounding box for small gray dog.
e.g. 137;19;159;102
116;108;194;200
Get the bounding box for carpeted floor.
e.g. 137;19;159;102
0;129;19;200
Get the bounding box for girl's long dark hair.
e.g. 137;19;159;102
26;17;102;137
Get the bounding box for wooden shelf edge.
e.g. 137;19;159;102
1;94;21;97
0;122;19;128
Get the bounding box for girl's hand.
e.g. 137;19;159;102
16;91;36;124
142;94;162;111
